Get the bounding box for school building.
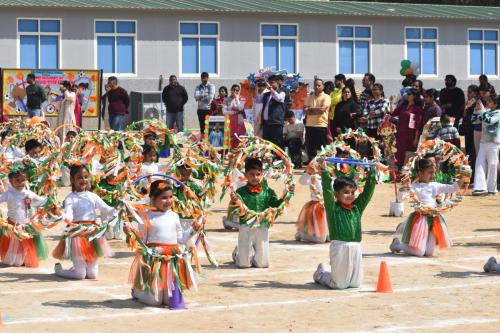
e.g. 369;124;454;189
0;0;500;129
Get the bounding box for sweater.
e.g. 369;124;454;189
321;168;376;242
162;84;188;113
472;108;500;144
107;87;130;115
26;83;46;109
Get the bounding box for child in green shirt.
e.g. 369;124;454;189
313;157;376;289
231;158;281;268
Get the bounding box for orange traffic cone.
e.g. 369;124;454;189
376;261;393;293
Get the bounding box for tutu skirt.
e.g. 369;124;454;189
52;236;112;263
296;201;329;243
129;244;196;298
0;233;48;267
401;212;452;254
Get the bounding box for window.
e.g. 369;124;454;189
261;24;298;73
180;22;218;75
469;29;498;76
95;20;136;74
337;26;371;75
18;19;60;68
405;27;437;75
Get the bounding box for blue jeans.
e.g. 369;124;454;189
109;114;125;131
27;108;41;118
166;111;184;132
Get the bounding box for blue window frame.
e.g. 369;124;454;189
95;20;136;74
18;19;60;68
405;27;437;75
261;24;297;73
469;29;498;76
180;22;218;75
337;26;371;74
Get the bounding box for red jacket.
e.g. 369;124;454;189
107;87;130;116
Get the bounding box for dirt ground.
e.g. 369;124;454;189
1;173;500;333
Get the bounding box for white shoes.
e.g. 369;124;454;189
390;238;401;254
313;263;327;283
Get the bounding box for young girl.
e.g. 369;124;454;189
53;164;115;279
0;169;48;267
224;84;246;149
295;173;328;243
390;158;466;257
126;180;197;308
138;145;160;194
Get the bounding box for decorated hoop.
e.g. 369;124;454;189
400;139;471;215
220;136;294;228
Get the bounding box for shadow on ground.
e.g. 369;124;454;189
435;270;491;279
42;298;148;309
219;280;322;290
0;272;65;283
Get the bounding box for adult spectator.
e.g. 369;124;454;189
412;79;424;96
439;74;465;129
303;79;331;162
463;84;480;176
106;76;130;131
345;78;359;104
331;86;359;135
57;80;76;142
363;83;389;139
359;73;375;110
25;73;46;118
329;74;346;135
259;75;286;148
390;88;423;170
194;72;215;135
100;83;111;129
162;75;188;132
324;81;335;96
479;74;497;97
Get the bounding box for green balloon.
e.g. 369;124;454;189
400;59;411;70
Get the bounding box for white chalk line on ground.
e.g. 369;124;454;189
4;279;500;326
0;255;487;296
345;317;500;333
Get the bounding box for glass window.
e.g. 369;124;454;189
468;29;498;76
405;27;437;75
95;21;136;74
180;22;218;74
262;24;279;36
18;19;38;32
18;19;60;68
337;26;371;74
261;23;298;73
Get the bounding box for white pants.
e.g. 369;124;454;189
233;225;269;268
474;142;500;193
55;258;98;280
474;130;482;157
133;288;169;306
316;241;363;289
394;234;436;257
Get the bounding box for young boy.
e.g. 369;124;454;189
472;97;500;196
283;111;304;168
437;113;460;148
231;158;281;268
313;158;376;289
24;139;43;159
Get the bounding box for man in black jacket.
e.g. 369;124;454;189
162;75;188;131
258;75;286;148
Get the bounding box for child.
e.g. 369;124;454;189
0;169;48;267
472;98;500;196
1;130;24;161
138;145;160;194
231;158;281;268
313;158;376;289
295;173;328;243
65;130;77;142
283;111;305;168
25;139;43;159
208;123;224;148
210;86;228;116
143;132;158;153
437;113;460;148
390;158;466;257
126;180;197;308
53;164;115;279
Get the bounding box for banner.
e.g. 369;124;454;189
1;68;101;117
204;115;230;150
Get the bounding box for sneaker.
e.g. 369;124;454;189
472;190;487;196
313;263;327;283
488;192;497;196
54;262;62;273
294;233;301;241
484;257;497;273
389;238;401;254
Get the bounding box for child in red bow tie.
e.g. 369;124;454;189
313;157;377;289
231;158;281;268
